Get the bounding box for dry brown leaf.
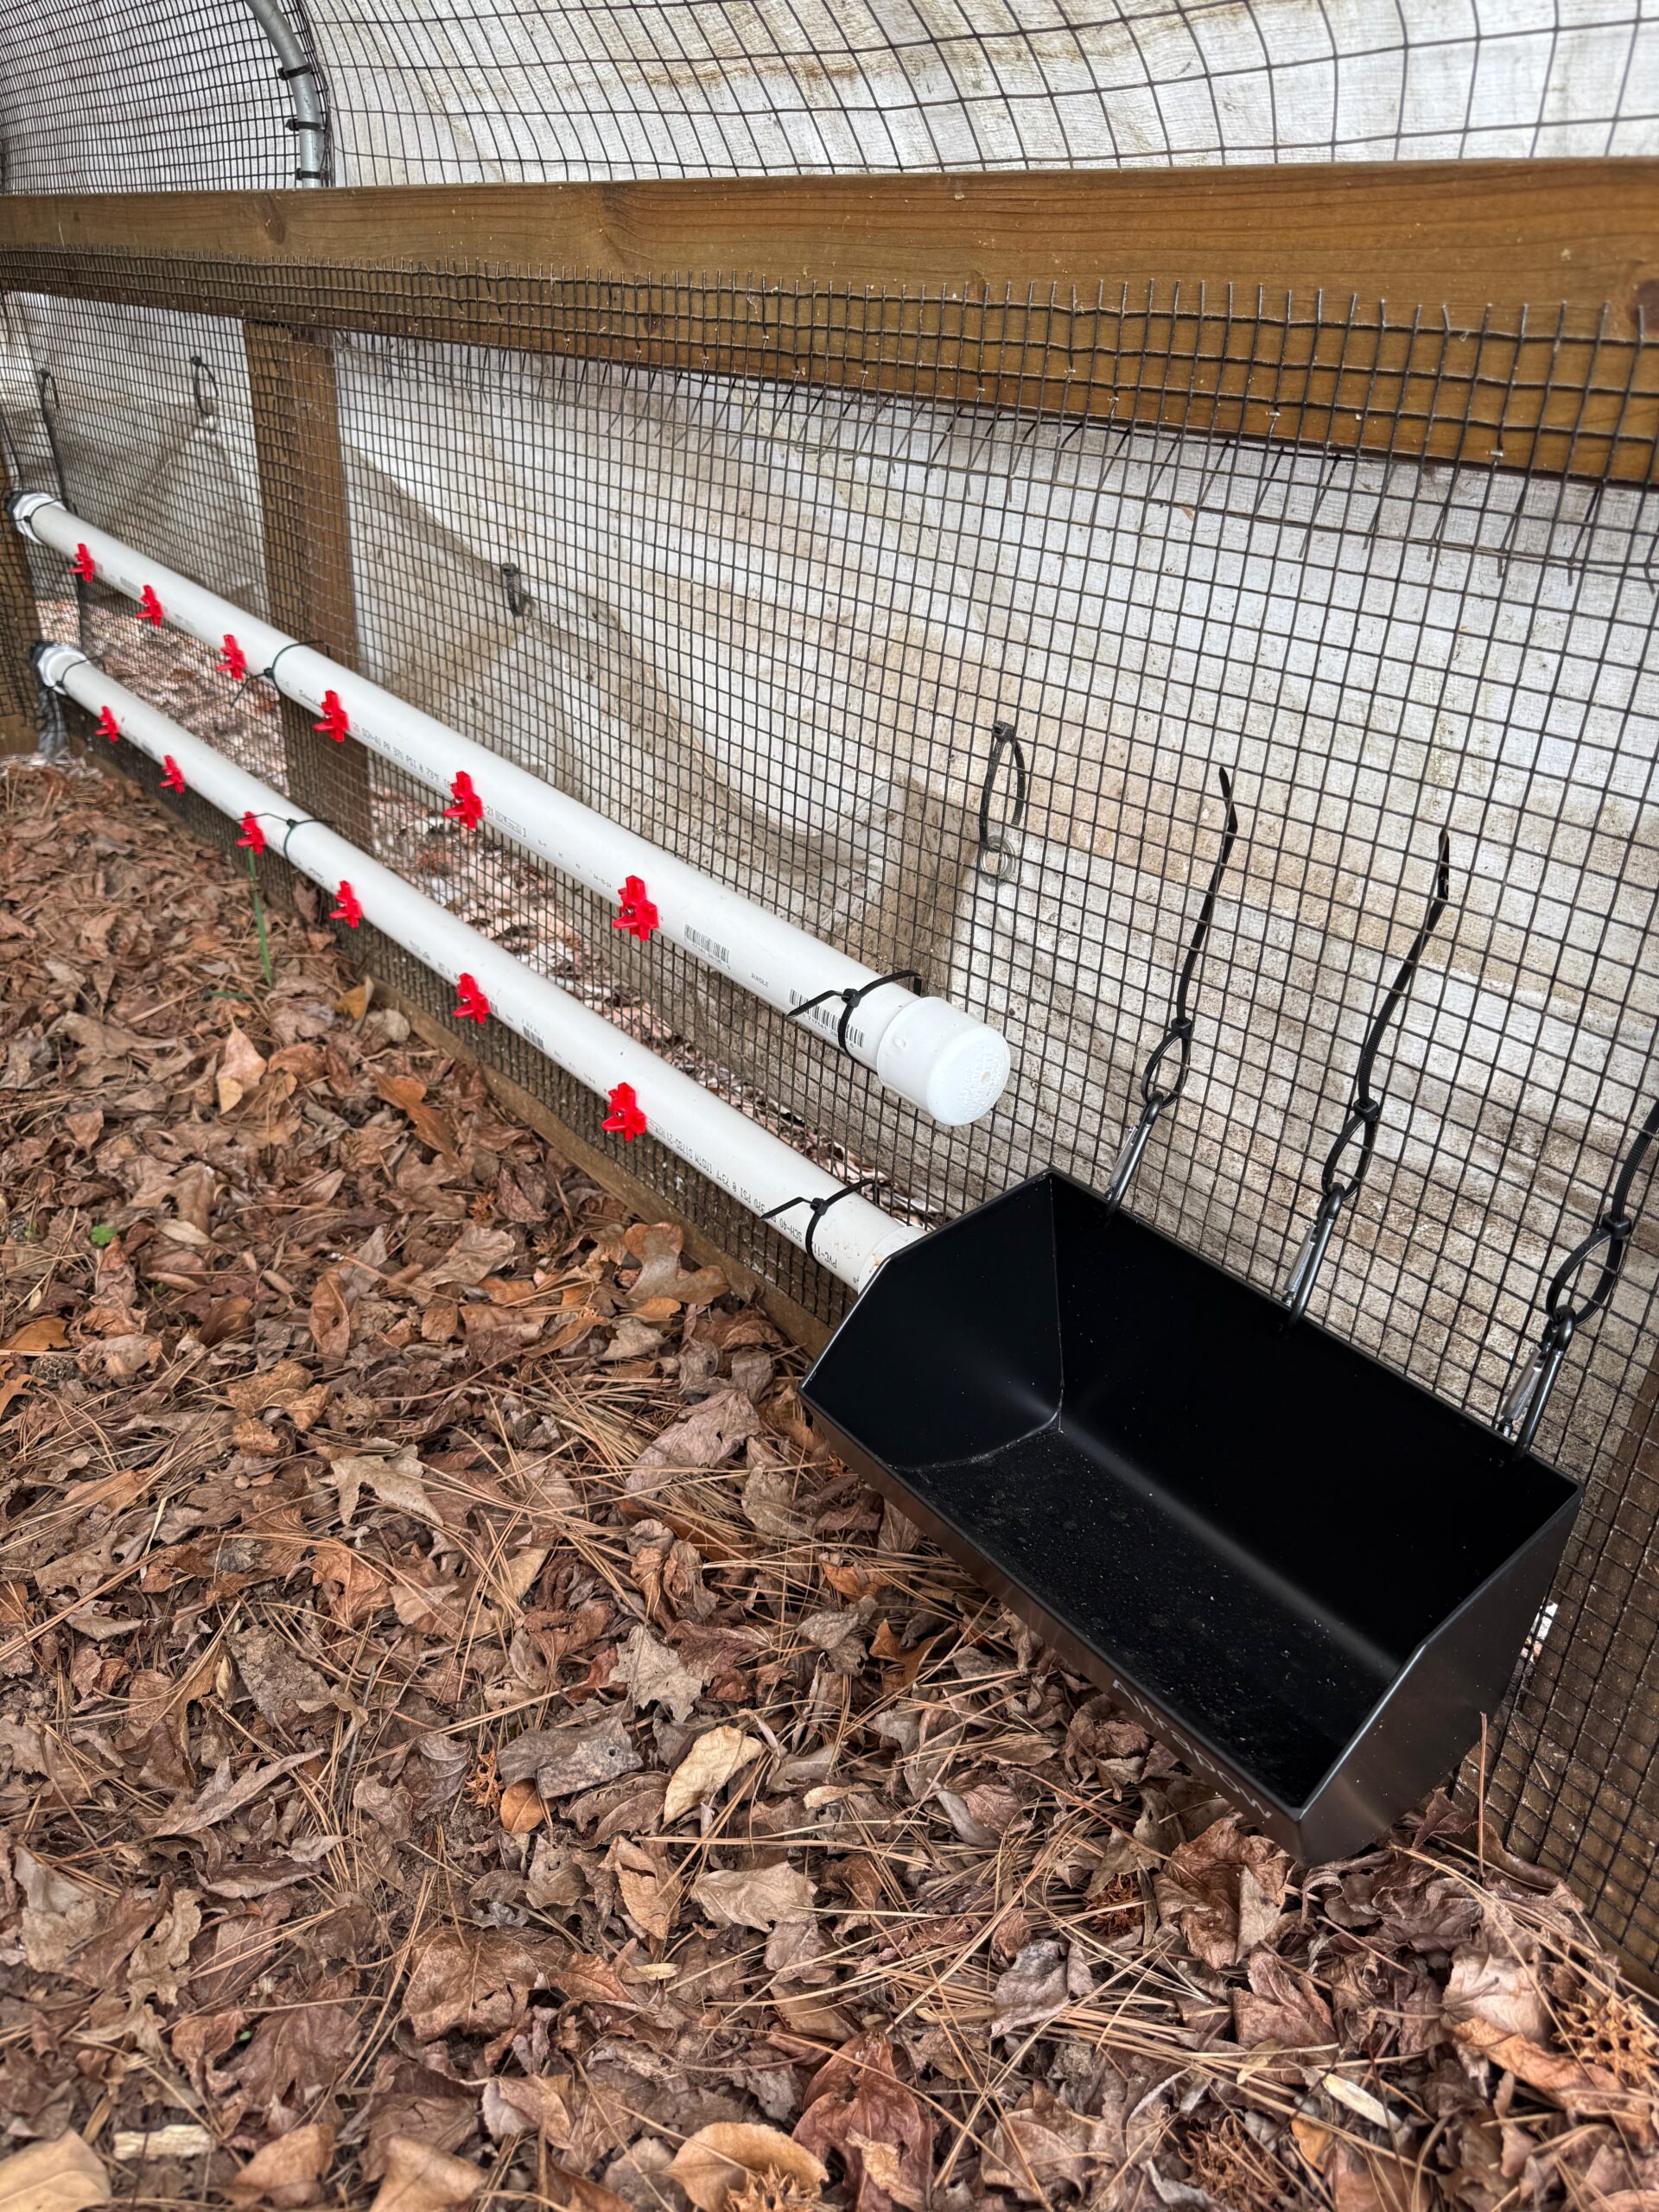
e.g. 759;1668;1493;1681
989;1937;1095;2037
664;1724;764;1821
795;2033;933;2212
629;1389;761;1489
692;1860;816;1933
217;1025;268;1112
0;2134;110;2212
981;2088;1112;2200
539;2167;631;2212
153;1749;317;1837
1;1315;68;1355
1232;1948;1338;2053
1154;1816;1291;1968
480;2075;574;2145
366;2138;482;2212
499;1778;545;1834
609;1836;681;1944
613;1622;706;1723
671;2124;828;2212
15;1848;103;1974
403;1926;569;2040
308;1266;352;1362
377;1072;459;1156
228;2123;335;2207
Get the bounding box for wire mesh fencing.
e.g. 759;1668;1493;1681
5;257;1659;1969
2;0;1658;194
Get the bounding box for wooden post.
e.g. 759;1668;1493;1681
0;448;41;755
243;321;372;842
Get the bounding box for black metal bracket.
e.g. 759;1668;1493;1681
1283;825;1452;1323
1498;1093;1659;1456
1104;762;1240;1214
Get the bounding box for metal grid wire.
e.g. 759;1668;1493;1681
7;270;1659;1968
1;0;1657;194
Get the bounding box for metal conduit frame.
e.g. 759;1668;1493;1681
244;0;329;186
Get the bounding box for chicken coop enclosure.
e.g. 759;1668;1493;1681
2;0;1659;1972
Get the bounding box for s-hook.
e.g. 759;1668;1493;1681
1282;825;1453;1323
975;720;1029;880
1497;1093;1659;1459
1103;762;1240;1214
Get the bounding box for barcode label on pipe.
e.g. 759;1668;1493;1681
685;926;730;968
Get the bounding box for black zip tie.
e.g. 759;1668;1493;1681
761;1178;885;1263
500;563;531;618
1283;826;1453;1323
276;59;319;78
1500;1093;1659;1457
976;719;1028;875
278;813;328;859
1104;764;1240;1214
786;968;925;1055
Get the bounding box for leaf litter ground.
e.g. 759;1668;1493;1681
0;758;1655;2212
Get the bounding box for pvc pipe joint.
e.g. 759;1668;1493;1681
12;494;1011;1129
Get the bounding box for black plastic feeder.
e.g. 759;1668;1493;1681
803;1172;1580;1861
803;802;1622;1861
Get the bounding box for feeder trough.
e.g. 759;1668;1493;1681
803;1171;1580;1862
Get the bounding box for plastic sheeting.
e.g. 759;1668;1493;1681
1;1;1656;191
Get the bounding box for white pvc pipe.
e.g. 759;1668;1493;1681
36;642;925;1294
14;495;1010;1128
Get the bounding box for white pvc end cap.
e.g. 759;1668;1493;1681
34;641;85;691
874;997;1012;1126
10;493;58;543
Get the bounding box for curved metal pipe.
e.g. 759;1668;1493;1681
245;0;328;186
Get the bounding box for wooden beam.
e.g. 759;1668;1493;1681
0;448;39;756
0;166;1654;480
243;321;372;842
0;165;1654;329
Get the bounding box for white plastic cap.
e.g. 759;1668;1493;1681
33;641;86;691
874;995;1013;1126
10;493;60;543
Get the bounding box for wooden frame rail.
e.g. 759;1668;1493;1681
0;164;1655;481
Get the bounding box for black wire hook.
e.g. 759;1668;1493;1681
1103;763;1241;1214
189;355;219;423
976;720;1029;879
1498;1093;1659;1458
1283;826;1453;1323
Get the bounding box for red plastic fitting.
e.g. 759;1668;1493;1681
315;690;350;743
602;1081;648;1141
613;874;660;941
444;769;483;830
454;972;489;1023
